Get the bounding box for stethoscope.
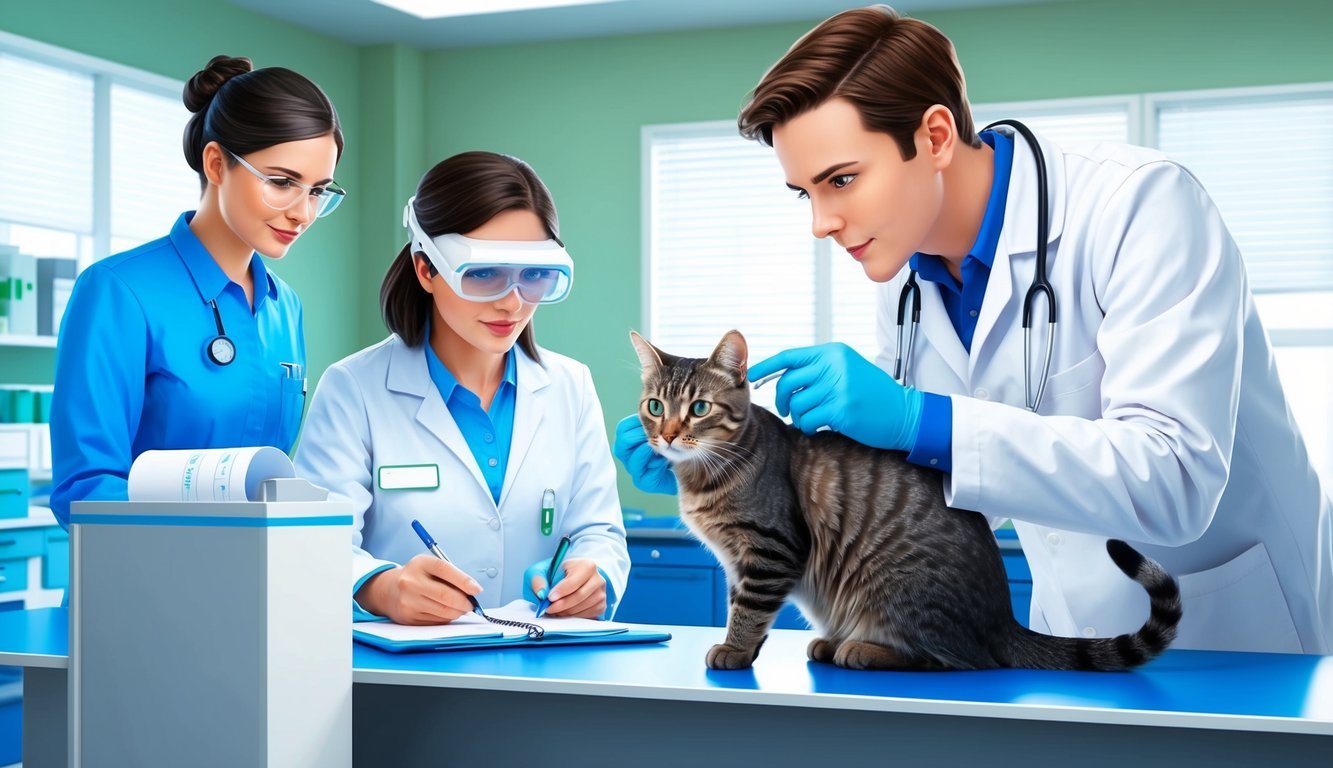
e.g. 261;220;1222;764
205;299;236;366
894;119;1057;412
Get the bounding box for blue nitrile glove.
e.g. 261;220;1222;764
748;343;924;451
522;558;567;605
613;414;678;495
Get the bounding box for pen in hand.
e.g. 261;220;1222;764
411;519;483;616
410;519;545;638
535;535;573;619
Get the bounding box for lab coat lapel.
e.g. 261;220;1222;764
917;280;970;385
384;337;491;499
970;127;1067;376
498;349;551;509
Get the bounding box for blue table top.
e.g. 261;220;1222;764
6;608;1332;735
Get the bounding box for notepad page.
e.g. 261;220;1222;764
353;612;527;642
486;599;629;634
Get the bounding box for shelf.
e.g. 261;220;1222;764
0;334;56;349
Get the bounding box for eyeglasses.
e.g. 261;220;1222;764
225;148;347;218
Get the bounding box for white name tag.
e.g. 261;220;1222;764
377;464;440;491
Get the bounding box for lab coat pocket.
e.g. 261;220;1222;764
279;375;307;453
1173;541;1303;654
1038;349;1103;415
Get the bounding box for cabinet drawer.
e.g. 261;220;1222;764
1001;550;1032;583
44;529;69;590
0;528;45;559
1009;582;1033;628
0;469;28;519
628;540;719;568
0;560;28;593
617;565;715;626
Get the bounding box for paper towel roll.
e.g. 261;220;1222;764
128;447;295;502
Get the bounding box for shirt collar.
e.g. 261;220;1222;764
423;327;518;405
170;211;279;306
909;128;1015;282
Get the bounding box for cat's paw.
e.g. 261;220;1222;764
807;637;840;663
706;643;757;669
832;640;904;671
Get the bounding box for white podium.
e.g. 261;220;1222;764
67;478;353;768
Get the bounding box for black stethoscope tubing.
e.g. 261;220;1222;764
206;299;236;366
894;119;1057;412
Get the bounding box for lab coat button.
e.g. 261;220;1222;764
974;388;989;400
486;567;498;578
488;518;500;531
1046;533;1062;547
1082;627;1096;638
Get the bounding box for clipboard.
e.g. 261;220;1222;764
353;599;672;653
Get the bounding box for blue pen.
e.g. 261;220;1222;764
411;519;483;616
535;535;573;618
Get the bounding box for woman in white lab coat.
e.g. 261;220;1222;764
617;8;1332;654
295;152;628;624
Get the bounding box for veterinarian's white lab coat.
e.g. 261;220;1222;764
294;335;630;615
875;126;1333;654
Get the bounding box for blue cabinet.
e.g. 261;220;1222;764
618;523;809;630
997;528;1032;627
621;516;1033;632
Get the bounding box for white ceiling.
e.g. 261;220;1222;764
225;0;1072;50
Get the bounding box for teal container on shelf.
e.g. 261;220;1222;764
8;390;36;423
36;389;54;423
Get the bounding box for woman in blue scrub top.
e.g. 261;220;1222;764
295;152;629;625
49;55;347;528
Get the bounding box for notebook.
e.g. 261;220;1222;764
353;599;672;653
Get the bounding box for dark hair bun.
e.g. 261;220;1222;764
183;55;254;113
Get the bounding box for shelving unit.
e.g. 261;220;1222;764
0;334;57;349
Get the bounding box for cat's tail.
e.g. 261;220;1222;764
999;539;1182;672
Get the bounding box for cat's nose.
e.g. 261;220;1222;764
662;432;678;445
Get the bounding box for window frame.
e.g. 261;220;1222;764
0;29;186;271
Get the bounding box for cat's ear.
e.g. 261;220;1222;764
629;331;668;376
708;330;748;385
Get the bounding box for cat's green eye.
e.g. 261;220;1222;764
647;398;664;417
691;400;711;417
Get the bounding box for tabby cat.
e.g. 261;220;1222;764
630;329;1181;671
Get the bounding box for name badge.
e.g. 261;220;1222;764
378;464;440;491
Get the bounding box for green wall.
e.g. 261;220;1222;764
0;0;365;385
4;0;1332;515
420;0;1333;515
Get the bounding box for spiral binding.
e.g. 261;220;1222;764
478;610;545;640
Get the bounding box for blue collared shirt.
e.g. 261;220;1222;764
423;341;517;506
49;211;306;528
906;130;1014;473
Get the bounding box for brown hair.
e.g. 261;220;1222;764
183;55;344;190
737;5;981;159
381;151;560;362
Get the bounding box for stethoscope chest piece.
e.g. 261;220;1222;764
207;335;236;366
205;299;236;366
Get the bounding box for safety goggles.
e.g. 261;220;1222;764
404;198;574;304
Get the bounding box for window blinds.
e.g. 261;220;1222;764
0;54;94;234
1156;96;1333;293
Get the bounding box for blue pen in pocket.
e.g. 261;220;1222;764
535;535;572;619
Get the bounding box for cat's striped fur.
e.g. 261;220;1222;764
631;330;1182;671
